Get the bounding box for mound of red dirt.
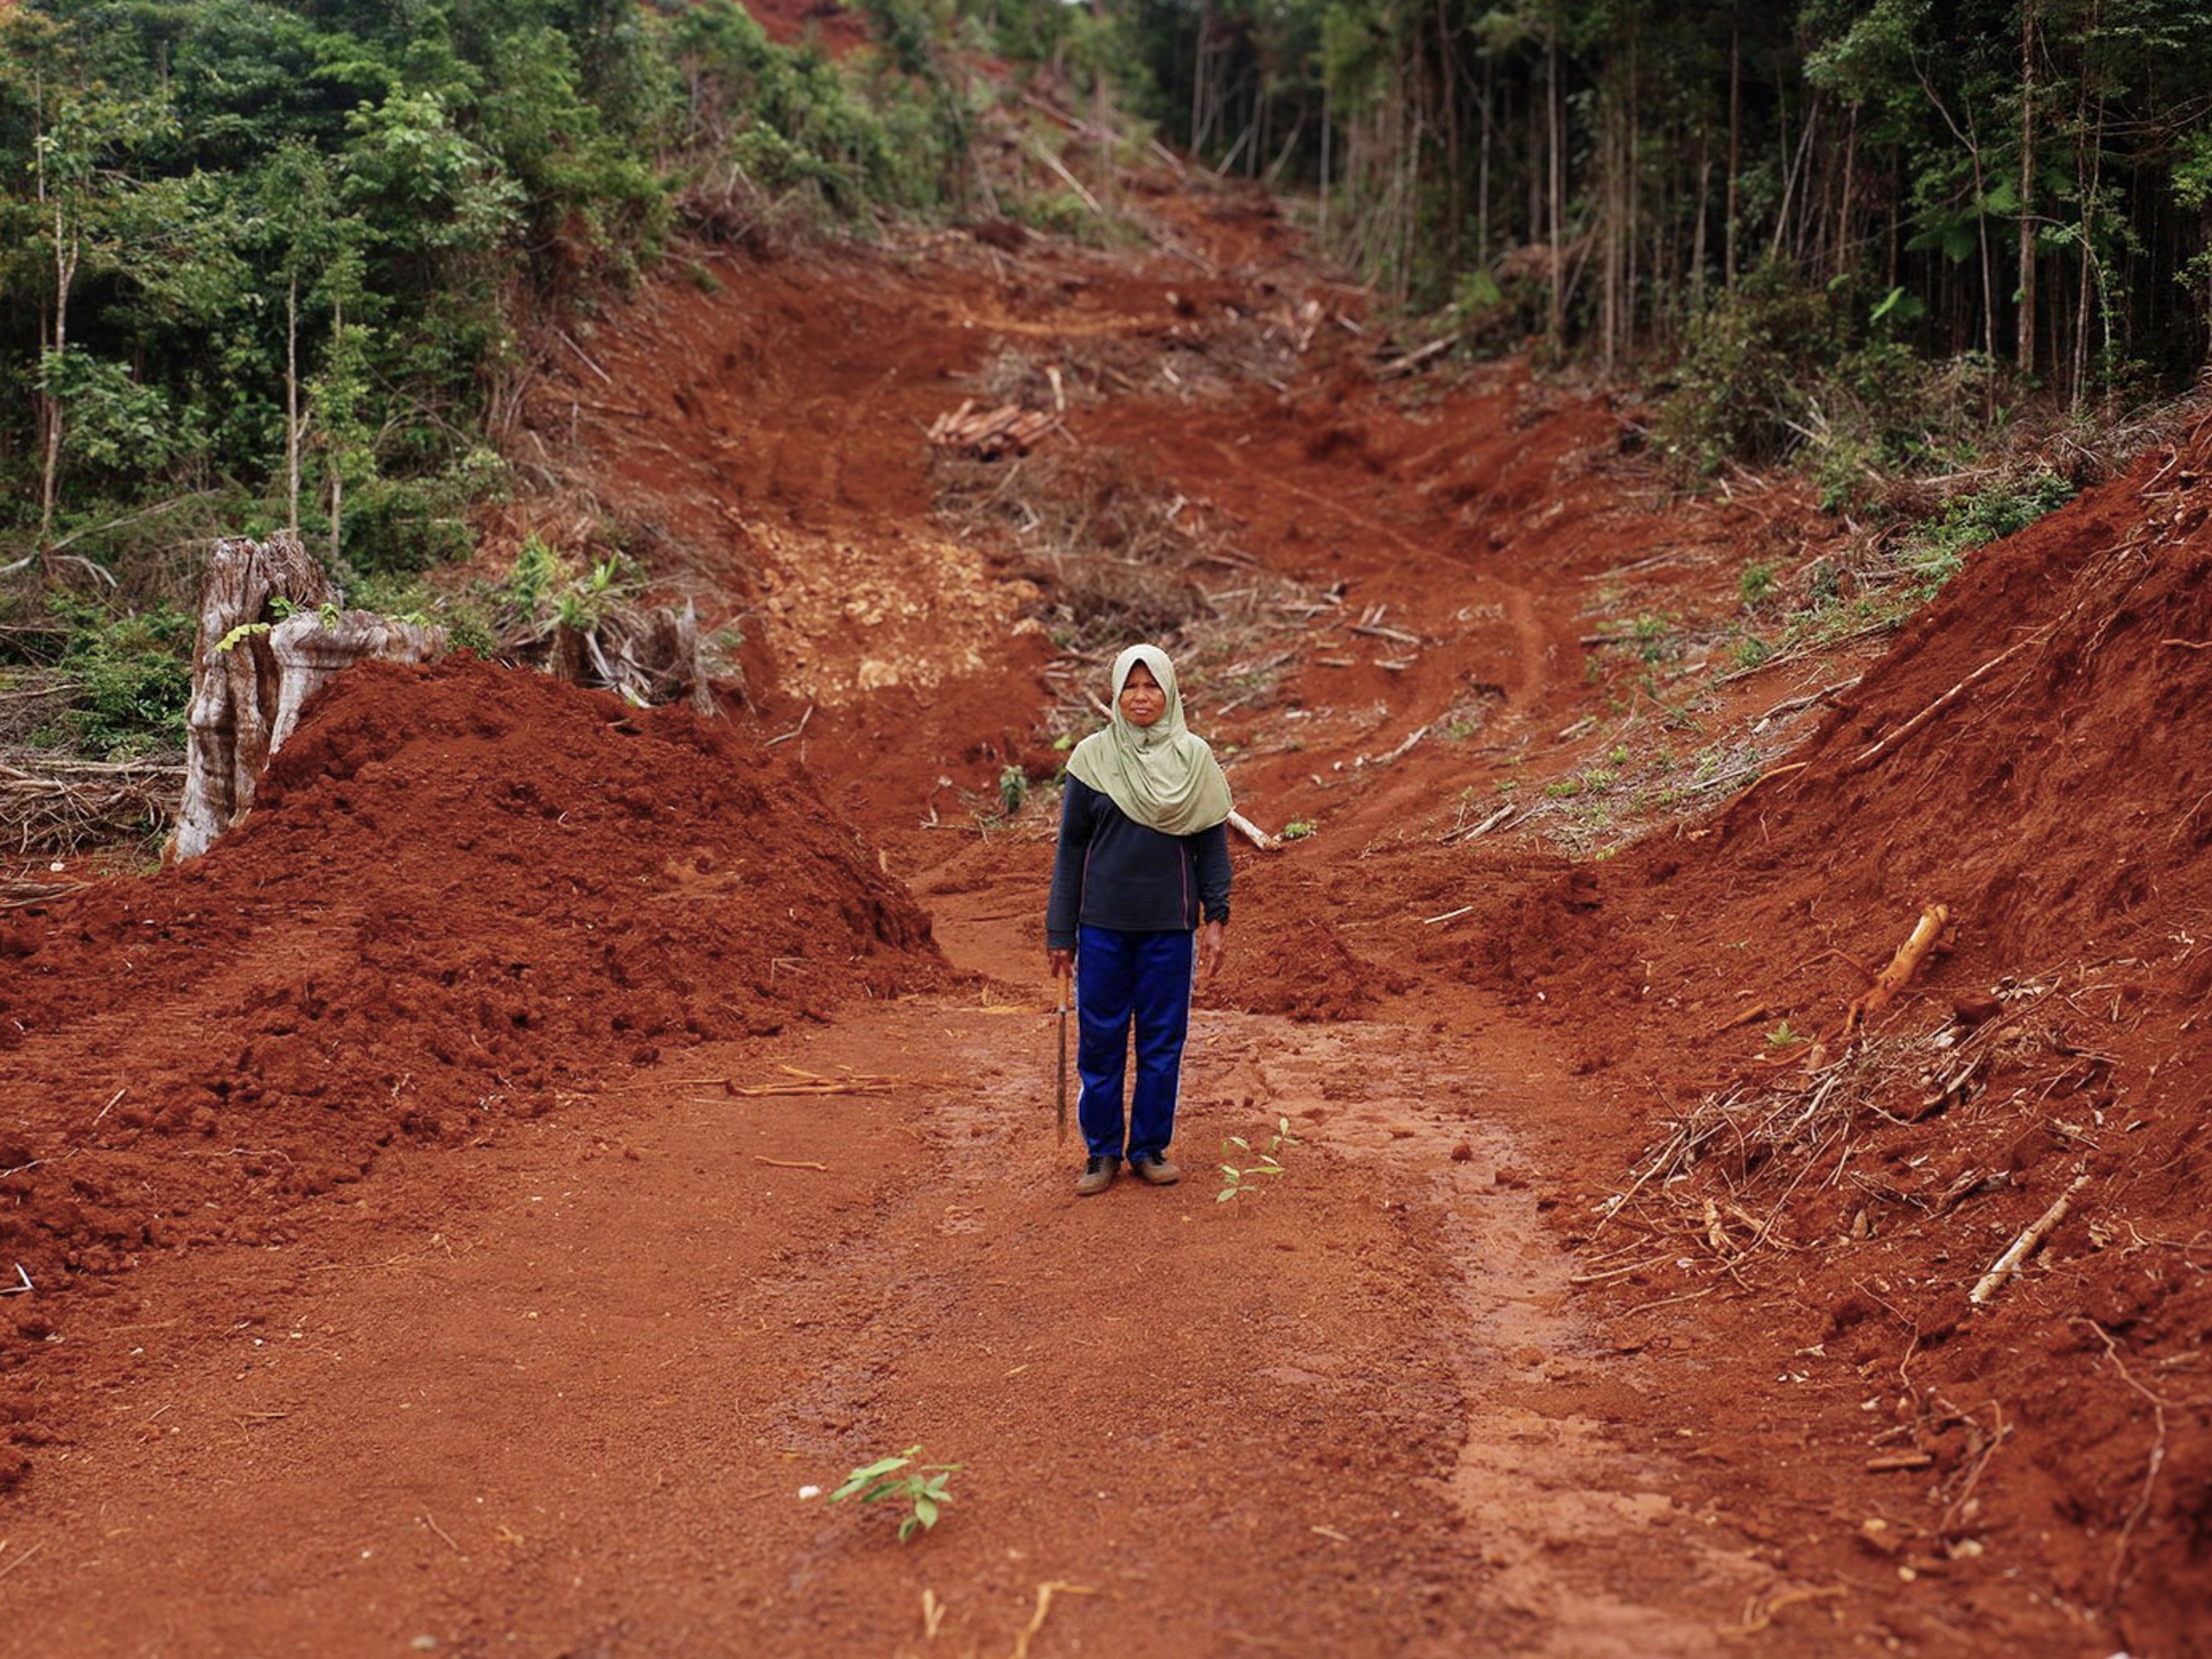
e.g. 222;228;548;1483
0;657;942;1313
1463;411;2212;1649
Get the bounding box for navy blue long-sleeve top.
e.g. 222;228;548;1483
1046;777;1232;950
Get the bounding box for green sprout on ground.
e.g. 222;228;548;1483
821;1446;962;1542
1280;820;1316;841
999;765;1028;815
1765;1020;1810;1049
1219;1116;1300;1203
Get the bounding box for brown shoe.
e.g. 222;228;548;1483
1075;1155;1119;1197
1129;1154;1181;1185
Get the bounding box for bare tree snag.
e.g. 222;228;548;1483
173;534;443;860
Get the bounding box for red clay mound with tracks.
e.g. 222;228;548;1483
0;657;944;1314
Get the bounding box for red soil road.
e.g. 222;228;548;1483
3;170;2207;1659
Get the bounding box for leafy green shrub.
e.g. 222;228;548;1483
505;534;563;617
46;596;195;757
1652;267;1845;478
1808;343;1999;510
342;477;474;576
1900;471;2076;595
38;350;195;480
1005;186;1097;240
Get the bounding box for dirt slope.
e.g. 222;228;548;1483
0;657;939;1400
1520;413;2212;1648
0;149;2205;1659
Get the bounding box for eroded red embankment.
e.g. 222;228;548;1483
0;658;944;1408
1463;416;2212;1646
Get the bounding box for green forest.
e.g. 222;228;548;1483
3;0;2209;766
0;0;962;583
1128;0;2212;466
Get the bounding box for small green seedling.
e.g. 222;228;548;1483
213;598;342;653
212;620;270;654
999;765;1028;815
823;1446;961;1541
1764;1020;1809;1049
1280;820;1316;841
1219;1116;1300;1203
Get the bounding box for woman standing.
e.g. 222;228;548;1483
1046;645;1233;1196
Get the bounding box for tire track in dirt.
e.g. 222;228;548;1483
1202;1019;1789;1655
0;990;1812;1657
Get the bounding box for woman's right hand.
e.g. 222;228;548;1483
1048;948;1074;981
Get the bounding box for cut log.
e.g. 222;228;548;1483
1376;337;1454;379
927;401;1060;461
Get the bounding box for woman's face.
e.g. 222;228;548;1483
1119;661;1167;729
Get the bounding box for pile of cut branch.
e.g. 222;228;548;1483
0;749;182;856
938;448;1217;654
927;400;1061;461
1595;963;2106;1287
0;668;72;746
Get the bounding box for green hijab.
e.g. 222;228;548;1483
1066;644;1233;837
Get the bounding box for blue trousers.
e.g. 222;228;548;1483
1075;925;1194;1161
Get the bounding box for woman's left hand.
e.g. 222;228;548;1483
1198;918;1226;982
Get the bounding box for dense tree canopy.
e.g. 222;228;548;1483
1122;0;2212;422
0;0;958;580
7;0;2209;631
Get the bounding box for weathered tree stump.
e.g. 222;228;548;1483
265;608;448;753
172;534;445;860
608;600;718;716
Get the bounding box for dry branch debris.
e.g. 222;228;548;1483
1969;1171;2089;1306
0;753;183;856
